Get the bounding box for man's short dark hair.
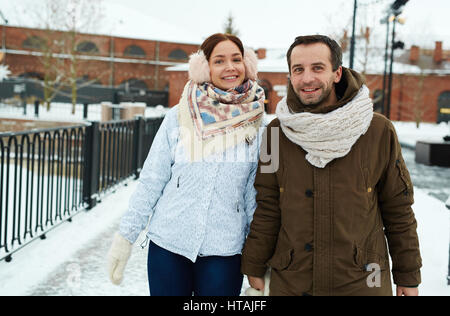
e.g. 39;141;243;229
286;35;343;72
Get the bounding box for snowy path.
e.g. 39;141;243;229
0;179;250;296
0;177;447;295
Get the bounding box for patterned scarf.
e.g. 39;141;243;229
178;80;264;161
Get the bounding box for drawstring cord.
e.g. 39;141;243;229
140;235;149;249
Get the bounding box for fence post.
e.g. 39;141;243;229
83;103;89;120
83;121;101;210
132;116;144;179
34;100;39;117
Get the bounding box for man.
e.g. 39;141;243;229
241;35;422;296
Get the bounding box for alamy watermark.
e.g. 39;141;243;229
366;263;381;288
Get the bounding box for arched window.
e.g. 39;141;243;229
257;79;272;113
76;41;99;53
373;90;383;113
437;91;450;123
22;36;46;50
124;45;146;58
19;72;44;80
119;78;148;90
168;49;188;60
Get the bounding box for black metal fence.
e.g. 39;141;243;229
0;116;164;262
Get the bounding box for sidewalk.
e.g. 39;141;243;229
0;180;448;296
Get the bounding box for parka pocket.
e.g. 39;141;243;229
354;245;388;272
395;158;412;197
267;249;293;271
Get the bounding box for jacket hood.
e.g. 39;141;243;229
286;67;366;114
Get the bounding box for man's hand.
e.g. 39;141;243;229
396;286;419;296
248;276;265;291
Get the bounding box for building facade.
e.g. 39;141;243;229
2;25;449;123
1;25;199;92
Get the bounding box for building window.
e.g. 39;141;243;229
124;45;146;58
22;36;46;50
168;49;188;60
76;41;99;54
373;90;383;113
19;72;44;80
119;78;148;91
437;91;450;123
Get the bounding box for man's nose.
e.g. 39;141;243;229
302;69;314;83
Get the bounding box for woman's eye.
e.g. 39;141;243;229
233;58;242;62
214;59;223;64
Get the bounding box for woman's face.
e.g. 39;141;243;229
208;40;245;90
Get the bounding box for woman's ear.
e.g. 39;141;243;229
188;50;211;84
244;47;258;81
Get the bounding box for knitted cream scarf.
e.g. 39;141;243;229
178;80;264;161
276;85;374;168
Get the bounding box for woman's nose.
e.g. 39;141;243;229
224;60;235;71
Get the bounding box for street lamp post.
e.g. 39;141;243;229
386;15;405;120
349;0;357;69
385;0;408;119
381;16;390;117
386;16;397;120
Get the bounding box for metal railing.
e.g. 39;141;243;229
0;116;164;262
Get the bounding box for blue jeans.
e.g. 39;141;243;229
147;241;243;296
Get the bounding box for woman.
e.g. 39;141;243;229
107;33;266;296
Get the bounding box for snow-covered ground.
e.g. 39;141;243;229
0;103;169;124
0;112;449;296
393;121;449;148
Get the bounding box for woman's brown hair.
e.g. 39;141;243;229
200;33;244;61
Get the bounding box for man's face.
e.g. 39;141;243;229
289;43;342;107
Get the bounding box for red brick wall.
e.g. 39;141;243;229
168;71;189;106
4;25;199;91
258;72;289;113
365;74;450;122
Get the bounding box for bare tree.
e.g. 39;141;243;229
54;0;106;113
17;0;106;113
410;72;427;128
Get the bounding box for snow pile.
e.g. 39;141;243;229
392;121;449;148
0;103;169;124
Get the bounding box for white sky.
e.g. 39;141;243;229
2;0;450;50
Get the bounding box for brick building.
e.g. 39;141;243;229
1;25;200;91
2;25;449;123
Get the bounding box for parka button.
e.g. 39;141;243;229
305;189;313;198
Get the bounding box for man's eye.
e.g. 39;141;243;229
294;68;303;73
314;66;324;71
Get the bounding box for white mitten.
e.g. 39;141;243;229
245;269;271;296
107;232;132;285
